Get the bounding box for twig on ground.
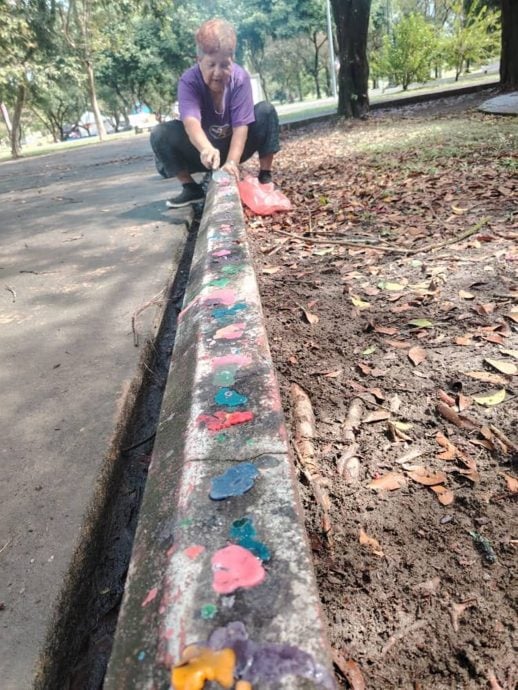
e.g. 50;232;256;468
131;291;165;347
332;650;366;690
381;618;427;656
489;424;518;453
270;227;412;254
343;397;364;443
5;285;16;302
415;218;489;254
0;538;12;556
290;383;333;542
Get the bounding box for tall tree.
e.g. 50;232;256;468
330;0;372;117
0;0;55;156
500;0;518;89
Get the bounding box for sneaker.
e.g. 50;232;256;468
166;182;204;208
258;170;272;185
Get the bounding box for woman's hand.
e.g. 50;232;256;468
200;146;220;170
222;159;240;180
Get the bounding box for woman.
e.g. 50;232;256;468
150;18;280;208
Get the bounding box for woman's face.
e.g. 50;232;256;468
198;51;233;94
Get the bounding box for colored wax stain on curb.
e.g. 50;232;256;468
171;646;235;690
209;463;259;500
211;303;247;320
198;411;253;432
214;322;246;340
230;517;271;562
171;622;336;690
208;277;231;288
105;173;336;690
213;367;238;386
214;387;248;407
200;604;218;620
201;288;237;307
221;265;244;276
141;587;158;608
184;545;205;560
211;354;252;369
211;545;266;594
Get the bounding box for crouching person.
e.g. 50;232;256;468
150;18;280;208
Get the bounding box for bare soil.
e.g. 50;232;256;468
244;93;517;689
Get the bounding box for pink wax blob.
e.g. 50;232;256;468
211;544;265;594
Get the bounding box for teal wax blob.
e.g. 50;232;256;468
208;277;231;288
229;517;271;562
211;302;247;320
221;264;244;275
214;387;248;407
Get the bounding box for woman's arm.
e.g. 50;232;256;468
222;124;248;178
184;115;220;169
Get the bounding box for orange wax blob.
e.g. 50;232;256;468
235;681;253;690
171;645;235;690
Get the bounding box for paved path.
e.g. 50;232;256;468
0;135;190;689
479;91;518;114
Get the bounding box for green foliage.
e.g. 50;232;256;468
379;13;437;89
442;0;500;80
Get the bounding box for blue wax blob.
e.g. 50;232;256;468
209;463;259;500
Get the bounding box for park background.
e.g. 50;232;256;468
1;0;513;156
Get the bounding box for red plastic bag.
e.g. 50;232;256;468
238;175;292;215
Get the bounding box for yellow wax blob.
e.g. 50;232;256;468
171;645;235;690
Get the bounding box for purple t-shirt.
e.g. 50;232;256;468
178;63;255;147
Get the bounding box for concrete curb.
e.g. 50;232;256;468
105;174;336;689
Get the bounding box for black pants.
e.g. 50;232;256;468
150;101;280;179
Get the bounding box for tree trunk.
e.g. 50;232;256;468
311;32;323;100
330;0;372;118
1;102;13;137
85;60;107;141
10;84;26;159
500;0;518;90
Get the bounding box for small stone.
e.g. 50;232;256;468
474;517;489;526
440;515;453;525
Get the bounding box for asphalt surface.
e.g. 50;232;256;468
0;134;190;689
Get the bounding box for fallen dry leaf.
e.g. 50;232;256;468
407;466;447;486
373;324;398;335
436;402;478;430
500;348;518;359
368;471;406;491
436;432;456;460
350;294;370;310
464;370;507;386
484;358;517;376
363;409;391;423
321;369;342;378
385;338;411;349
455;334;472;346
437;389;456;406
456;393;472;412
262;266;281;274
474;302;496;316
501;473;518;493
458;289;474;299
408;346;427;366
301;307;319;325
430;484;455;505
359;528;384;557
473;389;506;407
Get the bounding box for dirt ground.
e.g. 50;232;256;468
244;93;517;689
